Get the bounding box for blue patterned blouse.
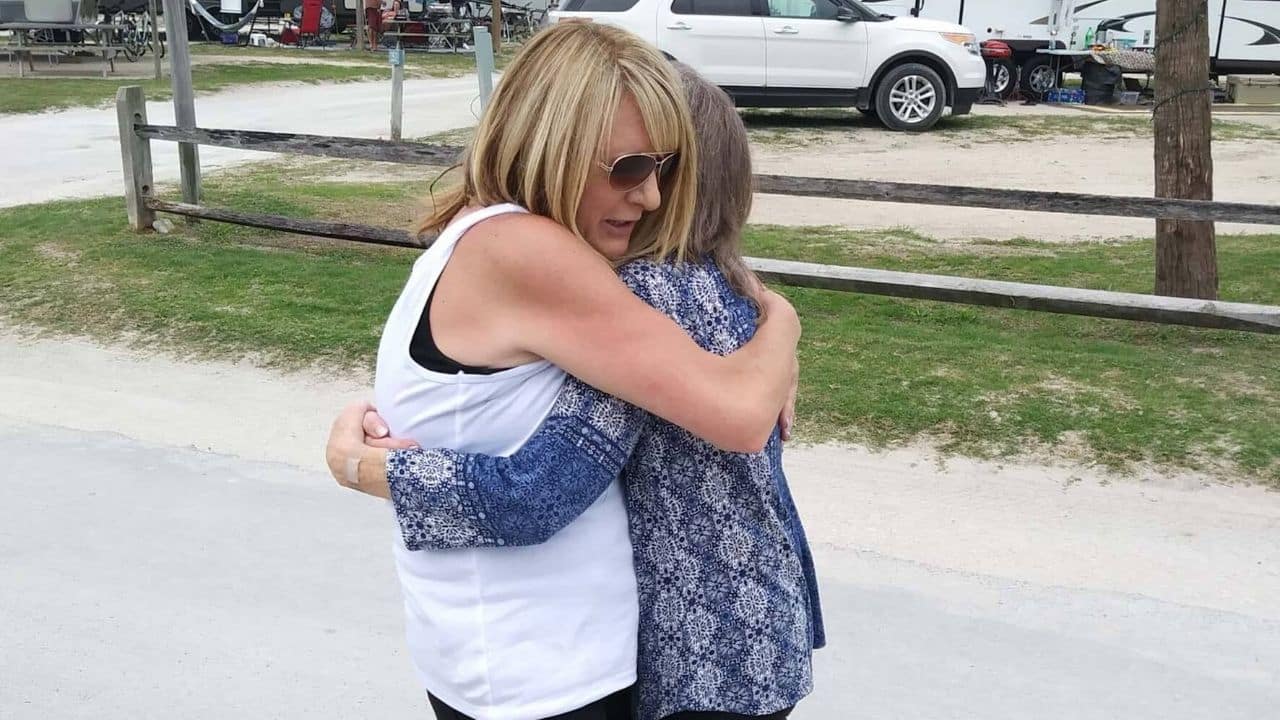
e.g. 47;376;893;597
385;258;825;720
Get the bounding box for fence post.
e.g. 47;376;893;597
390;46;405;141
161;0;201;210
116;86;156;232
355;0;367;51
148;0;162;81
491;0;503;52
474;26;494;112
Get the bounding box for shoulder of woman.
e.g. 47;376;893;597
457;213;613;297
457;213;591;263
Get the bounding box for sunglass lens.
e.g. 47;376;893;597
658;154;678;180
609;154;658;191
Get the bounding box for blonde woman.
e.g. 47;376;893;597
329;63;822;720
330;23;801;720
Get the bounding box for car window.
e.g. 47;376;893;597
670;0;756;16
560;0;641;11
767;0;839;19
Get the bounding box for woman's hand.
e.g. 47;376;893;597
760;288;800;332
361;408;412;449
756;290;800;442
325;401;416;498
780;353;798;442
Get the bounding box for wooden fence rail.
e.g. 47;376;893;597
145;199;418;247
133;123;1280;226
135;125;462;167
747;258;1280;334
116;88;1280;335
147;198;1280;334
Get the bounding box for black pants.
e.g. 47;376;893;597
662;709;794;720
428;687;633;720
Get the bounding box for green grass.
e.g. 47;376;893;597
0;61;391;115
1;178;1276;482
189;41;518;73
744;226;1279;480
2;41;517;115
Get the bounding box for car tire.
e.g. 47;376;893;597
874;63;946;132
991;58;1017;99
1020;55;1059;99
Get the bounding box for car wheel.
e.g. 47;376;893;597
875;63;946;132
991;58;1017;99
1020;55;1058;99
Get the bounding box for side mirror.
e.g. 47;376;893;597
836;7;856;22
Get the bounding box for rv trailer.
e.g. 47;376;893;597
864;0;1280;95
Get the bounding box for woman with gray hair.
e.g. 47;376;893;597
328;64;824;720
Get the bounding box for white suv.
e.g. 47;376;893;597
549;0;986;131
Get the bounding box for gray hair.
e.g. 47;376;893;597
670;63;763;316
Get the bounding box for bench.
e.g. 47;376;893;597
1;21;128;78
383;29;469;52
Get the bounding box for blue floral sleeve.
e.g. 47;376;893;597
385;261;676;552
387;380;647;550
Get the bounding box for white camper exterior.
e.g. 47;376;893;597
864;0;1280;79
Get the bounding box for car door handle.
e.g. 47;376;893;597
666;22;692;30
773;26;799;34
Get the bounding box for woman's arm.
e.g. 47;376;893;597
454;215;799;453
326;376;648;550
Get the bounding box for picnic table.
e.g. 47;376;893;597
2;21;128;78
382;14;470;53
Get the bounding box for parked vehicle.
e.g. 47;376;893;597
865;0;1280;98
549;0;987;131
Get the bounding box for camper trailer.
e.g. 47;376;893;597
865;0;1280;95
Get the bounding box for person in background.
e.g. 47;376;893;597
363;0;382;49
381;0;401;26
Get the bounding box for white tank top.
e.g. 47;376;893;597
373;204;638;720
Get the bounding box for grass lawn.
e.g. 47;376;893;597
0;62;390;115
189;41;518;73
1;171;1276;483
0;40;515;115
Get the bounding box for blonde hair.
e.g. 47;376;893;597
666;63;763;315
417;22;699;263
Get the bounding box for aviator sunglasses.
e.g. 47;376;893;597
598;152;680;193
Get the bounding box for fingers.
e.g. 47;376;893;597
781;355;799;442
326;400;377;487
366;436;420;450
779;399;796;441
359;407;415;449
363;409;390;440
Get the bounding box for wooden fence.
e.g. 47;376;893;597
116;86;1280;335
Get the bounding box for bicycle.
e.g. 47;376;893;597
110;11;165;62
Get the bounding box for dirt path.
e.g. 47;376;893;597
751;104;1280;242
0;74;483;209
3;327;1276;620
3;328;1277;718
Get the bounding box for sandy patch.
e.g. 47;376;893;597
2;326;1277;622
747;106;1280;242
747;101;1280;240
